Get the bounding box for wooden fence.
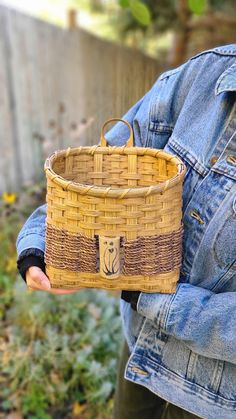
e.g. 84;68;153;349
0;5;163;194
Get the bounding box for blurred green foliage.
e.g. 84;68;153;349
116;0;235;34
119;0;151;26
37;0;232;60
188;0;207;15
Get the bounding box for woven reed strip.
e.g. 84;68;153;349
45;264;179;292
45;223;183;275
45;224;97;271
46;180;183;236
76;153;174;187
45;146;185;198
122;226;183;275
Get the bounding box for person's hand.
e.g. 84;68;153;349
26;266;81;294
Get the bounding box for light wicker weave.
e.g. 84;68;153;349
44;118;186;293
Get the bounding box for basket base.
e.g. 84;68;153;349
45;265;179;293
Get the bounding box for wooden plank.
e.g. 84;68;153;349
0;6;23;193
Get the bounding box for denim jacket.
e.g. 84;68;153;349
16;44;236;418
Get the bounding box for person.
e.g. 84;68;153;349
16;44;236;419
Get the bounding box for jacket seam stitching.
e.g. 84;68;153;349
167;136;208;176
149;123;173;132
190;49;236;60
161;293;176;330
132;353;236;405
18;231;45;239
160;49;236;82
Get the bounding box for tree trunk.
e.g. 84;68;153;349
167;0;191;67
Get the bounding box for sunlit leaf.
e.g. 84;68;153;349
188;0;207;15
72;401;87;416
119;0;130;8
130;0;151;26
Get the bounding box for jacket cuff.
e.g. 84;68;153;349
136;291;174;330
17;249;45;283
16;233;45;257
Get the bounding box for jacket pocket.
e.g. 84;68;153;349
146;124;173;149
218;361;236;401
186;351;224;394
164;140;201;215
213;205;236;269
209;190;236;291
161;335;192;379
211;260;236;293
184;185;236;292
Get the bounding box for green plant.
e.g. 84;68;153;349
0;183;123;417
1;282;122;417
119;0;151;26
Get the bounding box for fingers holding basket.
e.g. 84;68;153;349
26;267;81;294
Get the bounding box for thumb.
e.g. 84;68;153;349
27;266;51;290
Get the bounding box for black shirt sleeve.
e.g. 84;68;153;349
121;290;141;311
17;249;45;283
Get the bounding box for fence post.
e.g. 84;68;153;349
67;9;77;30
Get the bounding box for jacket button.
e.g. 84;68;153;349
190;209;204;224
209;156;218;166
131;366;149;376
226;155;236;165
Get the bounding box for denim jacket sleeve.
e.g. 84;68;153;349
137;284;236;365
16;203;47;257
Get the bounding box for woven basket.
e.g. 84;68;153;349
44;118;186;293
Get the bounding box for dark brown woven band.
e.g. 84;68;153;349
45;224;97;272
45;223;183;275
122;227;183;275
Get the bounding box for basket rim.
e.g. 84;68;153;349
44;145;186;198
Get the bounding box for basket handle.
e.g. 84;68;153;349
100;118;134;147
